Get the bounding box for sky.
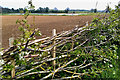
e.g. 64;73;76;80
0;0;120;10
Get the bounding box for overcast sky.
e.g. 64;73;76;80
0;0;120;10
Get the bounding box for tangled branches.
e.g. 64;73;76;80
0;1;120;80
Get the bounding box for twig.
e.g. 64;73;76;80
41;57;79;80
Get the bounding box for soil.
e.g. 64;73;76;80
2;15;95;49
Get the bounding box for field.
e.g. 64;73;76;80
2;15;94;49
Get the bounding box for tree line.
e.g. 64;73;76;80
1;6;110;14
1;7;70;13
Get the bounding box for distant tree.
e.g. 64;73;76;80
53;7;58;13
16;9;19;13
90;9;94;13
35;9;39;13
45;7;49;13
10;8;14;13
94;9;97;13
0;6;2;13
39;7;43;12
54;7;58;11
65;7;70;13
11;8;14;11
2;8;11;13
18;8;24;13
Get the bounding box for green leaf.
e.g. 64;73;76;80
16;19;20;24
18;26;24;31
22;19;27;23
13;40;18;45
100;35;106;40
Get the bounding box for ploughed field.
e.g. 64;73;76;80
2;15;94;49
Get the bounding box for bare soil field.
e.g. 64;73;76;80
2;15;94;49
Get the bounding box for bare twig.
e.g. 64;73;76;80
41;57;79;80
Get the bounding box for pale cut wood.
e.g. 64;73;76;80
9;37;14;47
11;60;15;78
9;37;15;78
52;29;56;71
0;15;2;49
